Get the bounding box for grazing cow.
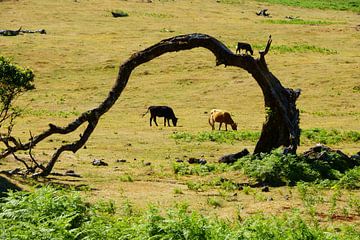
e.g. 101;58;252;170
208;109;237;131
236;42;253;55
143;106;178;127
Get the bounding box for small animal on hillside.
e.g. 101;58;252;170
208;109;237;131
143;106;178;127
236;42;253;55
256;9;270;17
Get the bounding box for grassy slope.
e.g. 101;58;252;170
0;0;359;226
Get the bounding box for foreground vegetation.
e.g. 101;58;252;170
0;186;358;240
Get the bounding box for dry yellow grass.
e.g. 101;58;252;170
1;0;359;224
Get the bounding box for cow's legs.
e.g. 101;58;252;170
154;116;158;126
225;124;228;131
218;122;222;130
150;117;153;126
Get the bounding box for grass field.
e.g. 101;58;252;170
1;0;359;236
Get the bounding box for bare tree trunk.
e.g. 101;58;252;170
0;33;300;177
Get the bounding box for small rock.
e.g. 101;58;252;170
176;159;184;163
144;162;151;166
267;196;273;201
261;186;270;192
92;159;108;166
198;158;207;165
116;159;127;163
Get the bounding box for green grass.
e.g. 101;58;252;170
263;19;340;25
171;130;260;143
171;129;360;144
256;0;360;13
1;186;359;239
254;44;337;54
302;128;360;145
228;43;337;54
173;162;219;176
22;108;80;118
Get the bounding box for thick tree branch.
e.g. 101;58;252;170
0;33;301;176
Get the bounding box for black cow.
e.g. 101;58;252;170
143;106;178;127
236;42;253;55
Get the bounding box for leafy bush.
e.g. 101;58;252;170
336;167;360;189
0;186;88;239
232;149;320;186
0;57;34;131
231;148;359;187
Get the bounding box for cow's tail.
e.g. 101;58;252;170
142;107;150;117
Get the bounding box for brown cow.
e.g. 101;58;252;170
208;109;237;131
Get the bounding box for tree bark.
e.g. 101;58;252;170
0;33;300;177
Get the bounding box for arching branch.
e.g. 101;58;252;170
0;33;300;177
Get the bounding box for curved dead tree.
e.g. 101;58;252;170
0;33;300;177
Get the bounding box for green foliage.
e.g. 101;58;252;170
171;130;260;143
207;197;223;208
0;186;358;239
173;162;218;176
231;148;359;187
186;181;206;192
0;186;88;239
302;128;360;144
118;174;134;182
0;57;35;129
336;166;360;189
256;0;360;13
171;129;359;145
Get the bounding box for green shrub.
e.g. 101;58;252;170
173;162;218;176
1;187;358;239
336;167;360;189
0;186;87;239
230;148;358;186
0;57;34;131
232;149;320;186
